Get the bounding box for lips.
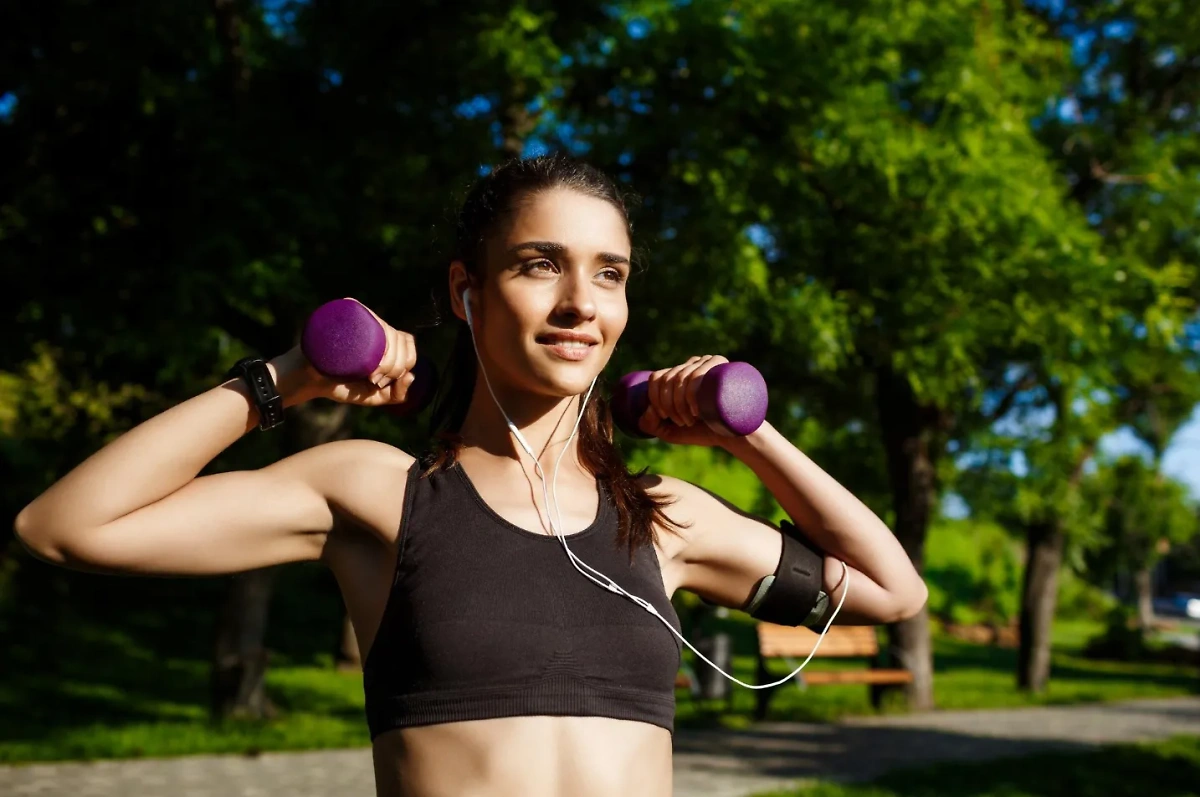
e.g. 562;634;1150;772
535;333;598;346
537;336;596;361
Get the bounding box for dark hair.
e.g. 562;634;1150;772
419;153;690;556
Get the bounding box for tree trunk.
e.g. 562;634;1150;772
211;567;276;719
1134;565;1155;631
210;400;352;719
874;366;940;711
1017;520;1063;693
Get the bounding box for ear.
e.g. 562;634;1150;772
447;260;474;324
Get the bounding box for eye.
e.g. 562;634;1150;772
521;259;625;284
520;259;557;274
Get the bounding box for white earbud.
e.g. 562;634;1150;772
462;286;473;328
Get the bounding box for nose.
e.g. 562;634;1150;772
555;274;598;323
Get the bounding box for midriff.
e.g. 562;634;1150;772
371;714;673;797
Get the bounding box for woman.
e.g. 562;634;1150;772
14;154;927;797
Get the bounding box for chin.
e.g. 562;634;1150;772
543;372;603;398
523;359;605;398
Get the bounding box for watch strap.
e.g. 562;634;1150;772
226;357;285;431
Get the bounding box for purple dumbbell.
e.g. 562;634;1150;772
301;298;438;417
610;362;768;439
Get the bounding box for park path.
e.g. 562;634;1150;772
3;696;1199;797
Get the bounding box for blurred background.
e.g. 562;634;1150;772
2;1;1199;795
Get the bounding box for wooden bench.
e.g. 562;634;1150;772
754;623;912;719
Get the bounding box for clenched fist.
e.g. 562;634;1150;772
275;299;421;409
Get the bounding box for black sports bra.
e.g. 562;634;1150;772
361;456;682;740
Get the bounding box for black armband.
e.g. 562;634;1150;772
744;520;829;628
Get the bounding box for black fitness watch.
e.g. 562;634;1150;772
226;356;285;431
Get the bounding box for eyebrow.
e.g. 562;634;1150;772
508;240;630;266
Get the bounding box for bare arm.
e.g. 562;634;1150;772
14;306;420;576
667;421;927;624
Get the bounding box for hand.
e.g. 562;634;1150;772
280;299;419;408
635;355;736;447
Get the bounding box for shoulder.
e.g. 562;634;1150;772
634;472;759;556
303;438;416;489
635;471;765;527
635;470;784;605
300;439;417;546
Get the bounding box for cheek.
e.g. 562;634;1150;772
605;301;629;340
484;303;540;363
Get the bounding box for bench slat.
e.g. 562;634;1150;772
800;670;913;685
754;622;910;718
758;624;880;658
759;638;877;657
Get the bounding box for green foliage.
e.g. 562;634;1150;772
1084;455;1199;577
1083;604;1153;662
923;517;1111;627
1055;564;1118;621
923;518;1022;627
574;0;1116;414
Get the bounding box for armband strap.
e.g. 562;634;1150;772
744;520;829;628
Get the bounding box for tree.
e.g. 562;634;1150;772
557;0;1117;709
955;371;1115;692
1009;0;1200;685
1087;456;1198;630
1;0;602;717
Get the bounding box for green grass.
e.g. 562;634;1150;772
2;563;1197;764
1;563;371;763
750;735;1200;797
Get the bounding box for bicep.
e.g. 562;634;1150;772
47;441;413;577
57;467;332;576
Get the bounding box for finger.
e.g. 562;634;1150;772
375;330;416;386
396;331;417;373
651;369;688;428
385;371;415;404
347;300;412;383
672;359;710;425
370;329;396;384
686;355;729;417
663;372;688;427
646;368;669;425
659;378;681;427
638;403;662;436
662;361;702;426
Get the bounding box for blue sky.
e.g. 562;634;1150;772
945;405;1200;518
1106;406;1200;498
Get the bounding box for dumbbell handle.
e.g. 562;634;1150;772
300;298;437;417
611;363;768;438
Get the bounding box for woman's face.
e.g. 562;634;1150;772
453;186;631;399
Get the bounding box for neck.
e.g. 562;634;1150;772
456;367;591;477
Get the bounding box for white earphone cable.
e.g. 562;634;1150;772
461;287;849;689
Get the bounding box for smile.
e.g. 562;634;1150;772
539;340;595;361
